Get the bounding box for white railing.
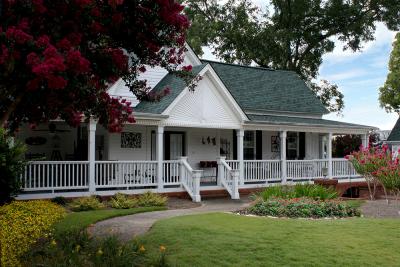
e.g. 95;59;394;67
218;158;239;199
21;161;89;191
287;159;329;180
332;158;359;178
95;161;158;188
243;160;281;182
163;160;181;185
226;160;239;170
180;158;201;202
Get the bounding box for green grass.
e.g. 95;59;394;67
141;213;400;267
54;206;166;235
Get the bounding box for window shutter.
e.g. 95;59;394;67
299;132;306;159
256;130;262;159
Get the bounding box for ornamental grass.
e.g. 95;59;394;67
0;200;65;267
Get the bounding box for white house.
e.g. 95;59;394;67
16;45;374;202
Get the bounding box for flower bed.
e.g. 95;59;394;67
0;200;66;267
246;198;360;218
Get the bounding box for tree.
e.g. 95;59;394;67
333;133;378;157
184;0;400;113
0;0;192;133
380;32;400;113
0;128;26;204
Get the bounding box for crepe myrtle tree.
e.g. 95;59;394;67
0;0;194;133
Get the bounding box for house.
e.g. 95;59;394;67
385;117;400;155
16;45;375;202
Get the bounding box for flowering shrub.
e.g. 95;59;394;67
110;193;138;209
0;200;65;267
248;198;360;218
0;0;194;133
346;144;400;200
69;196;105;211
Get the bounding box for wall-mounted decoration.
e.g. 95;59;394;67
201;136;217;146
121;132;142;148
271;135;280;152
25;136;47;146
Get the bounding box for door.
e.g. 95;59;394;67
164;132;185;160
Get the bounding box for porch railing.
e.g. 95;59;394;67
227;160;281;182
180;158;201;202
21;161;89;191
95;161;158;188
287;159;329;180
332;158;358;178
218;158;239;199
162;160;181;185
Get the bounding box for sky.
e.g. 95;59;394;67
199;3;398;131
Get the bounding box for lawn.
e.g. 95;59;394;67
54;206;166;235
141;213;400;267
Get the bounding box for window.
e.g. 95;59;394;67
287;132;298;159
244;131;255;160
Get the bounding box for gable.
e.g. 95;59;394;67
203;60;329;115
387;117;400;142
162;67;246;129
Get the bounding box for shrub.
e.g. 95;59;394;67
0;200;65;267
23;228;167;267
69;196;105;211
0;128;26;205
51;196;68;206
136;191;167;207
110;193;138;209
258;184;338;201
248;198;360;218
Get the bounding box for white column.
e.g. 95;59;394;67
361;133;369;148
327;132;333;179
192;170;203;202
231;169;240;199
88;117;97;193
237;129;244;185
216;156;225;186
156;126;164;190
280;130;287;184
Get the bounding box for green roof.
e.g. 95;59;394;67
203;60;328;115
247;114;372;129
135;64;207;114
387;117;400;141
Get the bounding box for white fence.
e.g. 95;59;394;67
287;159;329;180
163;160;181;185
332;158;358;178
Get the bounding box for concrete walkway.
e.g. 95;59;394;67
88;198;251;242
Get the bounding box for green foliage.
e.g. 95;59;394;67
69;196;105;212
136;191;167;207
0;128;26;204
51;196;68;206
23;228;168;267
185;0;400;114
380;33;400;113
110;193;138;209
249;198;360;218
258;184;338;201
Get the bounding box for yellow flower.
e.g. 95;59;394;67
75;245;81;252
97;248;103;256
51;240;57;246
160;245;166;252
139;245;145;252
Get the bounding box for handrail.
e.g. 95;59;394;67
218;157;239;199
180;157;201;202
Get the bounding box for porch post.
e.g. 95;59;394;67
156;126;164;190
237;129;244;185
361;133;369;148
327;132;333;179
88;117;97;193
280;130;287;184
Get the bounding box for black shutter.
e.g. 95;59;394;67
299;132;306;160
256;130;262;159
164;133;170;160
233;130;237;160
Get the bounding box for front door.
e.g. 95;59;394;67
165;132;185;160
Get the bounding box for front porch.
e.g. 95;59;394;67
16;119;366;202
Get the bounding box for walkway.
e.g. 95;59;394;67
88;198;251;242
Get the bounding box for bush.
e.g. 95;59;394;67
248;198;360;218
23;228;168;267
110;193;138;209
136;191;167;207
51;196;68;206
69;196;105;211
0;200;65;266
0;128;26;204
258;184;338;201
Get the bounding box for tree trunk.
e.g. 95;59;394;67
0;92;24;128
